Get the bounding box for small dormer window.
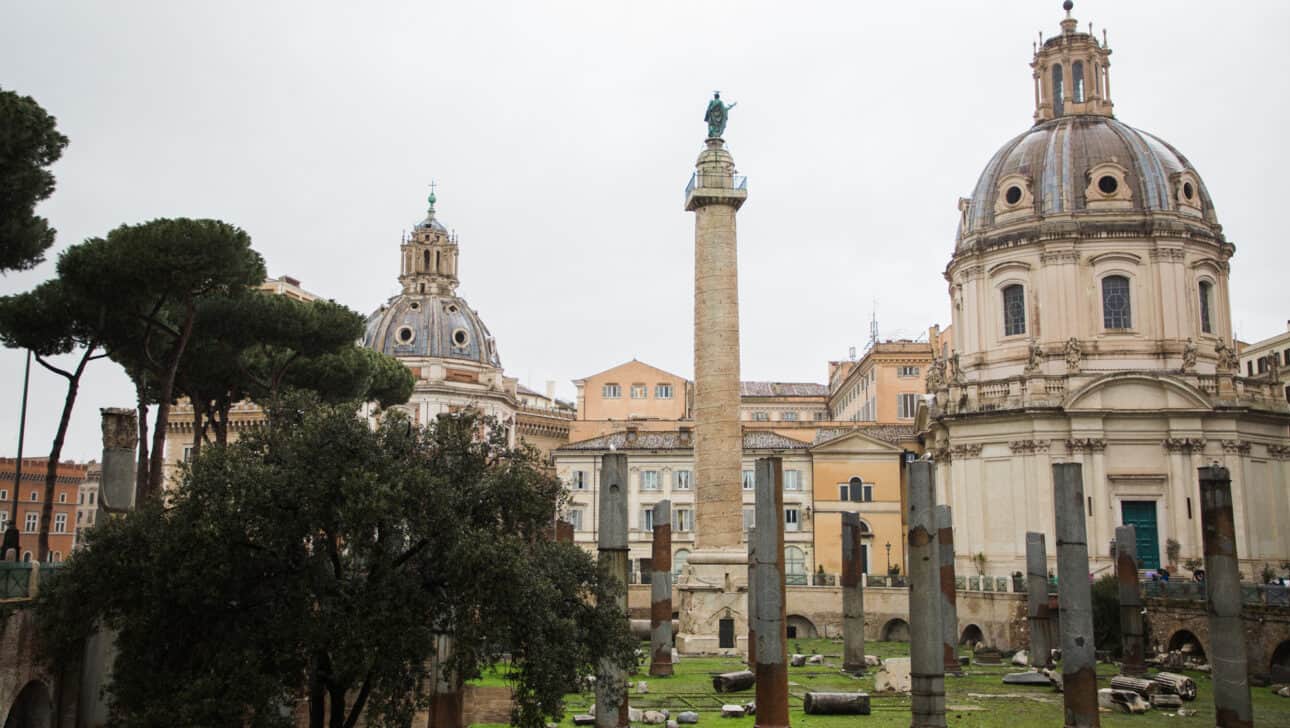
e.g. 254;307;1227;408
396;326;415;344
1086;162;1132;209
1183;182;1194;201
451;328;469;347
1097;175;1118;194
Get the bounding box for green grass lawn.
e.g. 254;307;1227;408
471;638;1290;726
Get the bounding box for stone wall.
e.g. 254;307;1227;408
630;583;1028;650
1145;597;1290;679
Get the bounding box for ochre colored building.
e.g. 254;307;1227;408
1;458;86;562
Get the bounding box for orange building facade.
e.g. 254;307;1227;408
1;458;87;562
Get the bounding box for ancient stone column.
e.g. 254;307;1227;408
1053;463;1099;728
936;505;961;675
1025;532;1053;669
596;454;630;728
746;526;757;667
678;132;750;654
841;512;866;674
1199;465;1253;728
908;461;946;728
1114;525;1146;676
751;457;788;728
650;500;674;677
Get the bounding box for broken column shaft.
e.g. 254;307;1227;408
1026;532;1053;669
650;499;674;677
595;453;630;728
908;461;946;728
841;511;866;673
752;457;788;728
1053;462;1099;728
1199;465;1253;728
936;505;960;675
1114;525;1146;676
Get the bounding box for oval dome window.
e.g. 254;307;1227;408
1005;186;1022;205
396;326;415;344
1182;181;1194;200
1097;175;1119;195
452;328;469;347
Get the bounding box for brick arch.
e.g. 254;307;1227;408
881;618;910;642
1166;629;1207;662
1271;640;1290;681
786;614;818;639
3;680;53;728
960;623;985;646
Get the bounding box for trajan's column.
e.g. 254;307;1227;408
676;92;749;654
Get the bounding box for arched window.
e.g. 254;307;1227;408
1198;281;1213;334
1102;275;1132;329
434;250;441;273
673;548;690;579
1072;61;1085;103
1052;64;1065;116
785;546;806;585
1003;284;1026;336
422;249;430;271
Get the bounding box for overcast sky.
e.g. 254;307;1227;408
3;1;1289;461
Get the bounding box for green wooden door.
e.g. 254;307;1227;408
1120;501;1160;570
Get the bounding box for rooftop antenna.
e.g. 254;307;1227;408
868;300;879;350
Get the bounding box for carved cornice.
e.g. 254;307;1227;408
1162;437;1206;453
1149;247;1186;262
1039;250;1079;264
1268;444;1290;460
959;264;985;281
950;443;983;458
1220;439;1252;455
1066;438;1107;454
1009;439;1051;454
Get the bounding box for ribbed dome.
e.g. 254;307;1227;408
363;293;501;367
958;115;1217;248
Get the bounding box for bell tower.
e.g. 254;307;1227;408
1032;1;1114;123
399;186;460;296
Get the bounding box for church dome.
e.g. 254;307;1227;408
957;115;1217;247
363;293;501;367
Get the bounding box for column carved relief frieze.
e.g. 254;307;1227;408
1220;440;1252;455
1267;444;1290;460
1066;438;1107;454
949;443;983;459
1009;439;1052;454
1162;437;1206;453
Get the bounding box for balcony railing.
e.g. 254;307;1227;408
684;173;748;202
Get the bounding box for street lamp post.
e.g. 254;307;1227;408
885;541;892;574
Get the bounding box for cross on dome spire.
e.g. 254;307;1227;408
1031;1;1114;123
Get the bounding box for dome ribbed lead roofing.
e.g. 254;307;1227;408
363;294;501;367
958;115;1217;248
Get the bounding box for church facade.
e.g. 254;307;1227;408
919;5;1290;579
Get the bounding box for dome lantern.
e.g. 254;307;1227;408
401;185;459;296
1031;1;1114;123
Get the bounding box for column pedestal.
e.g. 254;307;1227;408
676;548;749;655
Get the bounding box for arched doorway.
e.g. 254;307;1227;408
881;618;910;642
1271;640;1290;683
1167;630;1206;663
786;615;818;640
4;680;52;728
960;624;985;646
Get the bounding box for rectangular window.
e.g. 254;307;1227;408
641;470;660;491
182;444;194;463
1198;282;1213;334
863;484;874;502
897;366;920;377
25;512;38;533
88;491;95;505
743;506;755;530
785;508;800;532
0;489;7;501
674;469;692;490
783;469;801;491
58;492;67;504
1102;275;1132;329
752;411;769;422
1284;348;1290;366
1247;361;1254;376
77;511;83;524
630;383;648;399
1003;284;1026;336
655;383;673;399
78;492;84;504
742;469;755;490
54;513;67;533
838;484;849;501
674;508;693;532
0;513;6;530
602;383;621;398
814;412;827;421
571;470;587;490
898;393;920;419
568;509;584;531
1259;357;1268;374
640;508;655;531
781;411;798;421
29;491;38;502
